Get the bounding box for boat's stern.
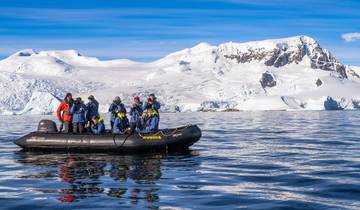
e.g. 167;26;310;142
193;125;202;139
169;124;202;150
187;124;202;144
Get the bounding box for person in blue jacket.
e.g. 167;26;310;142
112;111;129;134
86;95;99;126
129;96;143;133
138;108;159;133
70;97;87;134
108;96;126;130
90;116;105;134
142;93;160;113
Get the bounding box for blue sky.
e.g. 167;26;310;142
0;0;359;65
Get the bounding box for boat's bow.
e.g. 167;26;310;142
14;133;33;149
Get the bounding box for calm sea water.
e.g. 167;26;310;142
0;111;360;210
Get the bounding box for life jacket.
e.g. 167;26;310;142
116;112;126;119
113;115;129;133
92;117;105;131
144;111;158;127
109;103;126;122
98;117;104;123
56;100;73;122
120;116;129;125
151;109;158;116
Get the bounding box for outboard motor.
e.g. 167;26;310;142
38;119;58;133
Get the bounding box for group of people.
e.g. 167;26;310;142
56;93;161;135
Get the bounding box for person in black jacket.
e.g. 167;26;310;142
129;96;143;133
85;95;99;127
108;96;126;130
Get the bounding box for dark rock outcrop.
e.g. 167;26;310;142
222;36;348;78
179;60;191;72
347;69;360;79
324;96;344;110
353;100;360;109
200;101;231;111
260;72;277;88
316;78;323;87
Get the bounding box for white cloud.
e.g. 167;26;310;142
342;33;360;42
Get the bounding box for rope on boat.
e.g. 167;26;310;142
112;124;193;147
137;124;192;138
112;130;129;147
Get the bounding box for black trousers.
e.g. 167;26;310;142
129;123;137;134
73;123;85;134
63;121;73;133
110;121;114;131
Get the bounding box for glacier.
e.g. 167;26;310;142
0;35;360;115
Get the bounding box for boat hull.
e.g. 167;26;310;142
14;125;202;153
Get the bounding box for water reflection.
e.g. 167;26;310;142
15;150;199;205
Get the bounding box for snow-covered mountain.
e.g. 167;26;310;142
1;35;360;115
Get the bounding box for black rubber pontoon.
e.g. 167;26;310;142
14;120;202;152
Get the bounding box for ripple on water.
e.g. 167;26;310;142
0;112;360;209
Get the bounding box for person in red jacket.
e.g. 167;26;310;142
56;93;74;133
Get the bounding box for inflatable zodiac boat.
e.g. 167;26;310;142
14;120;202;152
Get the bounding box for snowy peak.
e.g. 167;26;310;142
219;35;317;51
38;49;82;59
157;35;347;78
37;49;101;66
11;49;38;57
0;49;74;76
191;42;213;51
218;35;346;77
0;49;120;76
161;42;215;60
29;49;138;67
